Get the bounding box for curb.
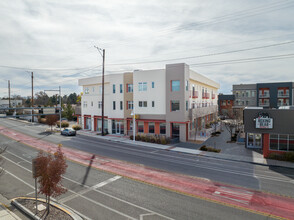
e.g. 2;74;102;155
78;131;294;169
11;197;82;220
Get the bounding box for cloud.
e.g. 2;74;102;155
0;0;294;97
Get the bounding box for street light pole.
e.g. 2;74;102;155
94;46;105;136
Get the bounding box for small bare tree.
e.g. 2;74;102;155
45;115;58;131
34;145;67;216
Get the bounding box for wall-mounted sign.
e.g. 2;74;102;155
255;112;273;129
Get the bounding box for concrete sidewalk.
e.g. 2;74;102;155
77;130;294;169
0;195;22;220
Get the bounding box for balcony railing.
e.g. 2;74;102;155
278;103;289;107
277;93;289;98
259;102;270;107
192;91;198;98
259;94;270;98
202;92;210;99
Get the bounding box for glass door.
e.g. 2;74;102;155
116;122;121;134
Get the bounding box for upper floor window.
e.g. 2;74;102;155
83;101;87;108
113;84;116;93
98;101;102;109
113;101;116;110
171;80;180;91
85;88;89;94
152;82;155;88
120;101;123;110
186;80;188;91
251;90;255;97
127;84;133;93
127;101;133;110
139;82;147;91
171;100;180;111
120;84;123;93
152;101;155;107
186;101;188;111
139;101;147;107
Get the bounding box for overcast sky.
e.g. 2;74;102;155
1;0;294;98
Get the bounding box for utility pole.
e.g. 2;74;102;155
44;87;62;131
94;46;105;136
8;80;11;108
31;72;34;122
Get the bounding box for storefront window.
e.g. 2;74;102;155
160;123;166;134
289;135;294;151
270;134;279;150
149;122;155;133
279;134;288;151
138;122;144;133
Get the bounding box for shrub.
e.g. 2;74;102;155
149;136;156;143
130;135;134;140
200;145;221;153
141;135;146;142
156;137;161;144
160;136;167;145
205;123;211;129
39;118;47;124
200;145;207;151
145;136;151;142
72;125;81;131
136;134;141;141
56;121;69;128
267;152;294;162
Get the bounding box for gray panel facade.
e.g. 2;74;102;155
233;84;257;107
244;108;294;134
257;82;293;108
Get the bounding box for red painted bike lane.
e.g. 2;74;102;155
1;126;294;220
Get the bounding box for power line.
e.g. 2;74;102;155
190;53;294;67
107;40;294;66
102;1;294;48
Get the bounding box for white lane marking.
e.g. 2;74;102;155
140;213;156;220
3;151;174;220
26;191;35;195
3;170;34;189
6;150;174;220
2;154;135;220
94;176;121;189
60;175;121;203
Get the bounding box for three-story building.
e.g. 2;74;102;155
78;63;219;142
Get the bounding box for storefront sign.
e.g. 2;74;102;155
255;112;273;129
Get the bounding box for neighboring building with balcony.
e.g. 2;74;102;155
78;63;219;142
218;94;235;117
257;82;293;108
233;82;294;110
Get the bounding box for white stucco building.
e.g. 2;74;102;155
78;63;219;142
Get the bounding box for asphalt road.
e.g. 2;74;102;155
0;132;277;220
1;118;294;199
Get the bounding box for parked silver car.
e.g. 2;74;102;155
61;128;76;136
